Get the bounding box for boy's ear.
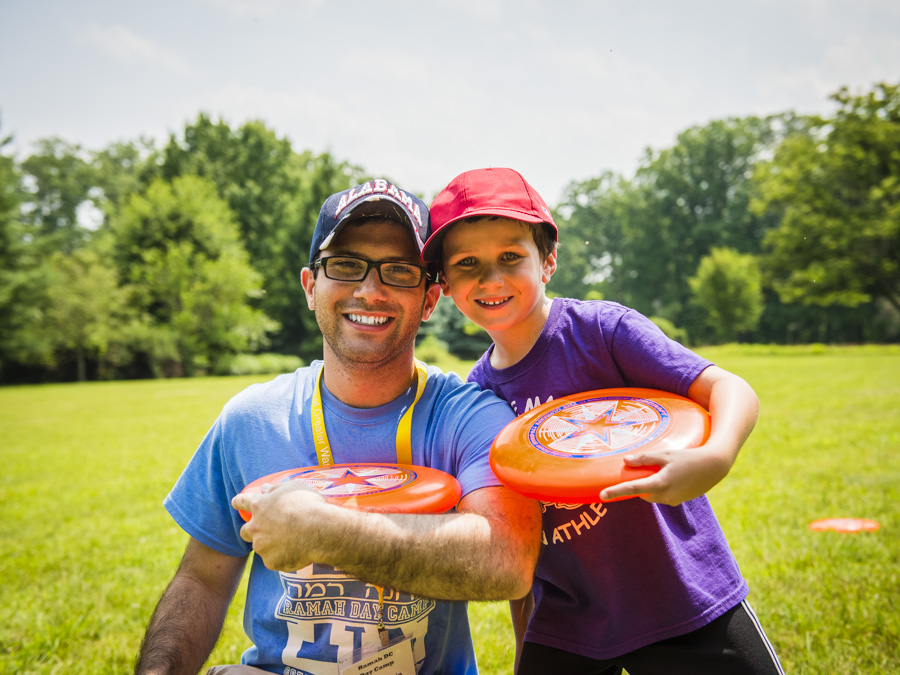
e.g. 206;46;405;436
542;248;558;284
439;275;452;297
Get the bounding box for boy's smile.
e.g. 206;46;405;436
440;217;556;360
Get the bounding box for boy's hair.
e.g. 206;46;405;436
424;167;557;263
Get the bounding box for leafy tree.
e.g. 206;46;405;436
556;115;806;338
688;247;763;343
42;246;133;381
20;138;97;253
0;134;56;378
111;174;276;376
160;114;363;357
88;138;161;224
754;82;900;313
549;172;621;300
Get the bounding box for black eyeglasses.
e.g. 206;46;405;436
312;256;429;288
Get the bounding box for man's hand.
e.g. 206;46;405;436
232;481;333;572
233;483;540;601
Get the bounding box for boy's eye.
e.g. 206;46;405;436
453;256;478;267
500;252;523;262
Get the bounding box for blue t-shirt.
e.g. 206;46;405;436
469;298;749;659
165;361;515;674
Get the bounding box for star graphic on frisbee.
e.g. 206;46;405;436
556;403;647;449
321;469;384;491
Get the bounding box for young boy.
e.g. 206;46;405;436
422;168;784;675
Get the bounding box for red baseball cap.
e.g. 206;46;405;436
423;168;558;262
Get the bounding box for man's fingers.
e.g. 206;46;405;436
231;492;252;513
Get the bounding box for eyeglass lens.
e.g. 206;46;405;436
319;256;423;288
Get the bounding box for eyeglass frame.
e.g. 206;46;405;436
311;255;433;288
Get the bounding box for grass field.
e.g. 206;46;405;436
1;345;898;673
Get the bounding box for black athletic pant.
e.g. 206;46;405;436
517;600;784;675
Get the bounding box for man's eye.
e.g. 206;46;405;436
385;264;416;276
332;259;365;271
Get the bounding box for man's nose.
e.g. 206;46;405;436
353;264;390;299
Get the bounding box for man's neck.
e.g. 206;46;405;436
320;351;418;409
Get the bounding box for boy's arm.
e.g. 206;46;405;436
598;365;759;506
510;592;534;673
135;538;247;675
232;483;541;601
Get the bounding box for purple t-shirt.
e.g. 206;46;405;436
469;298;749;659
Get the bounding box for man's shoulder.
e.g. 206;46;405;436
221;365;313;416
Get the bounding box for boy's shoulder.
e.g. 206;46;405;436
555;296;638;326
557;296;631;313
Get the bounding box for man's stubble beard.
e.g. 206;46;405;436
315;295;426;373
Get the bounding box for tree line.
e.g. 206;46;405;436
1;82;897;383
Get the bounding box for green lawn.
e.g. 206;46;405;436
1;345;898;673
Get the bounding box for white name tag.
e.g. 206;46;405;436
338;636;416;675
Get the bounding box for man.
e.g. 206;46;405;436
134;179;542;675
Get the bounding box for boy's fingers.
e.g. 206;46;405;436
621;452;668;467
600;475;657;502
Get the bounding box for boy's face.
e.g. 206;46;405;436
439;216;556;336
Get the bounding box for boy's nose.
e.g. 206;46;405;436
479;264;504;287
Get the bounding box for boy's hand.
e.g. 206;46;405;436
599;364;759;506
598;443;732;506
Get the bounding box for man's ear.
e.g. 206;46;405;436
542;248;558;284
422;282;441;322
301;267;316;310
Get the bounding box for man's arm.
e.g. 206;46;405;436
232;484;540;601
599;364;759;505
135;537;247;675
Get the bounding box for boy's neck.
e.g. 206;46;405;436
487;296;553;370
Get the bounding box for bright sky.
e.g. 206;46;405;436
2;0;899;204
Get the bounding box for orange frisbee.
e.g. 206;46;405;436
809;518;880;533
490;388;710;503
237;463;462;521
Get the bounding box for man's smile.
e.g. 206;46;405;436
346;312;391;326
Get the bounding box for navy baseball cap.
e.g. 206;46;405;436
309;179;431;264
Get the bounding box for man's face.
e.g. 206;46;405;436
302;218;440;371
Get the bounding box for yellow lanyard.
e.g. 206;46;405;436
311;360;428;466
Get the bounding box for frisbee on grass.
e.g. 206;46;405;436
490;388;710;504
809;518;880;533
237;463;462;521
